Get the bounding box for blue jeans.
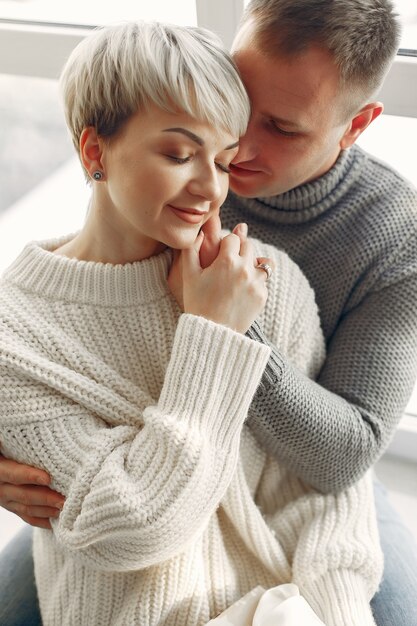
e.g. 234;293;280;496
371;479;417;625
0;525;41;626
1;481;417;626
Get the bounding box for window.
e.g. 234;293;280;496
0;0;197;26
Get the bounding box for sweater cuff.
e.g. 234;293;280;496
300;570;377;626
246;320;284;388
157;314;271;446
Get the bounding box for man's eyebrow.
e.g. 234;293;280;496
162;127;239;150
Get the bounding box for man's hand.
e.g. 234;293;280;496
0;452;64;529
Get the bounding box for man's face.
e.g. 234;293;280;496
230;23;351;198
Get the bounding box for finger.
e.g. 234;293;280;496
0;483;65;509
0;455;50;486
218;232;242;258
238;237;254;261
181;230;204;278
20;515;53;530
255;257;275;282
201;213;222;241
256;256;276;271
8;501;62;519
200;215;222;268
232;222;248;244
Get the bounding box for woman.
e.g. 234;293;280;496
0;21;381;625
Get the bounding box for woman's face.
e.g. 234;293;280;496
94;105;239;261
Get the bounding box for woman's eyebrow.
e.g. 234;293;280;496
163;128;204;145
162;127;239;150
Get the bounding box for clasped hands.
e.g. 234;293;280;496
168;215;273;335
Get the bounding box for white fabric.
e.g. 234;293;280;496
207;584;325;625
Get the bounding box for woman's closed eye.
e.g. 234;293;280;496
166;154;231;174
166;154;192;164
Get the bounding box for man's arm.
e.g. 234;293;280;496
0;452;64;529
247;266;417;493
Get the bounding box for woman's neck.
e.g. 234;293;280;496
53;201;166;265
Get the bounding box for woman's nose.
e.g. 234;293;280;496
188;165;223;202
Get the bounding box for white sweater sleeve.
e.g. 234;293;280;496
290;472;382;626
0;313;270;571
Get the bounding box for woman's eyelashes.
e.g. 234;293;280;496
165;154;231;173
166;154;191;164
216;162;231;174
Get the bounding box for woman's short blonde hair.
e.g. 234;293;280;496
60;21;250;160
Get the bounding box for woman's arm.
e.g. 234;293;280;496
0;231;272;569
0;313;270;571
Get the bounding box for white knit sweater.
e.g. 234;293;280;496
0;235;382;626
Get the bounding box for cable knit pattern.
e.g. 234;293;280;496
224;144;417;492
0;235;381;625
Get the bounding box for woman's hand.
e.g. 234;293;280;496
180;223;272;334
0;450;64;529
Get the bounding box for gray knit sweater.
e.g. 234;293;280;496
222;145;417;493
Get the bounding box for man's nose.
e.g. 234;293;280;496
232;118;258;164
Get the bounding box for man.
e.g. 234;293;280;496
1;1;417;624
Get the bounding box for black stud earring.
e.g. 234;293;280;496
92;171;103;181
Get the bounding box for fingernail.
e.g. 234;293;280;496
55;501;64;510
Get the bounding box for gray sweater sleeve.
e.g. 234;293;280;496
246;235;417;493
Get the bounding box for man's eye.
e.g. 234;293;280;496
215;162;231;174
166;155;191;164
269;121;297;137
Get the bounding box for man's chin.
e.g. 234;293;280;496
229;176;269;199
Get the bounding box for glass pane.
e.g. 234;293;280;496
0;0;197;26
0;74;73;214
395;0;417;49
0;73;87;272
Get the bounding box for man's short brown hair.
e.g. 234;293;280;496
241;0;401;113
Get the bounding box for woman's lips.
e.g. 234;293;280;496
169;205;207;224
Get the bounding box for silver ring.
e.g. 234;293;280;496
256;262;273;281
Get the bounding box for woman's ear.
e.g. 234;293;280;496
80;127;105;180
340;102;383;150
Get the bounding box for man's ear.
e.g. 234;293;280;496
80;127;105;178
340;102;383;149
